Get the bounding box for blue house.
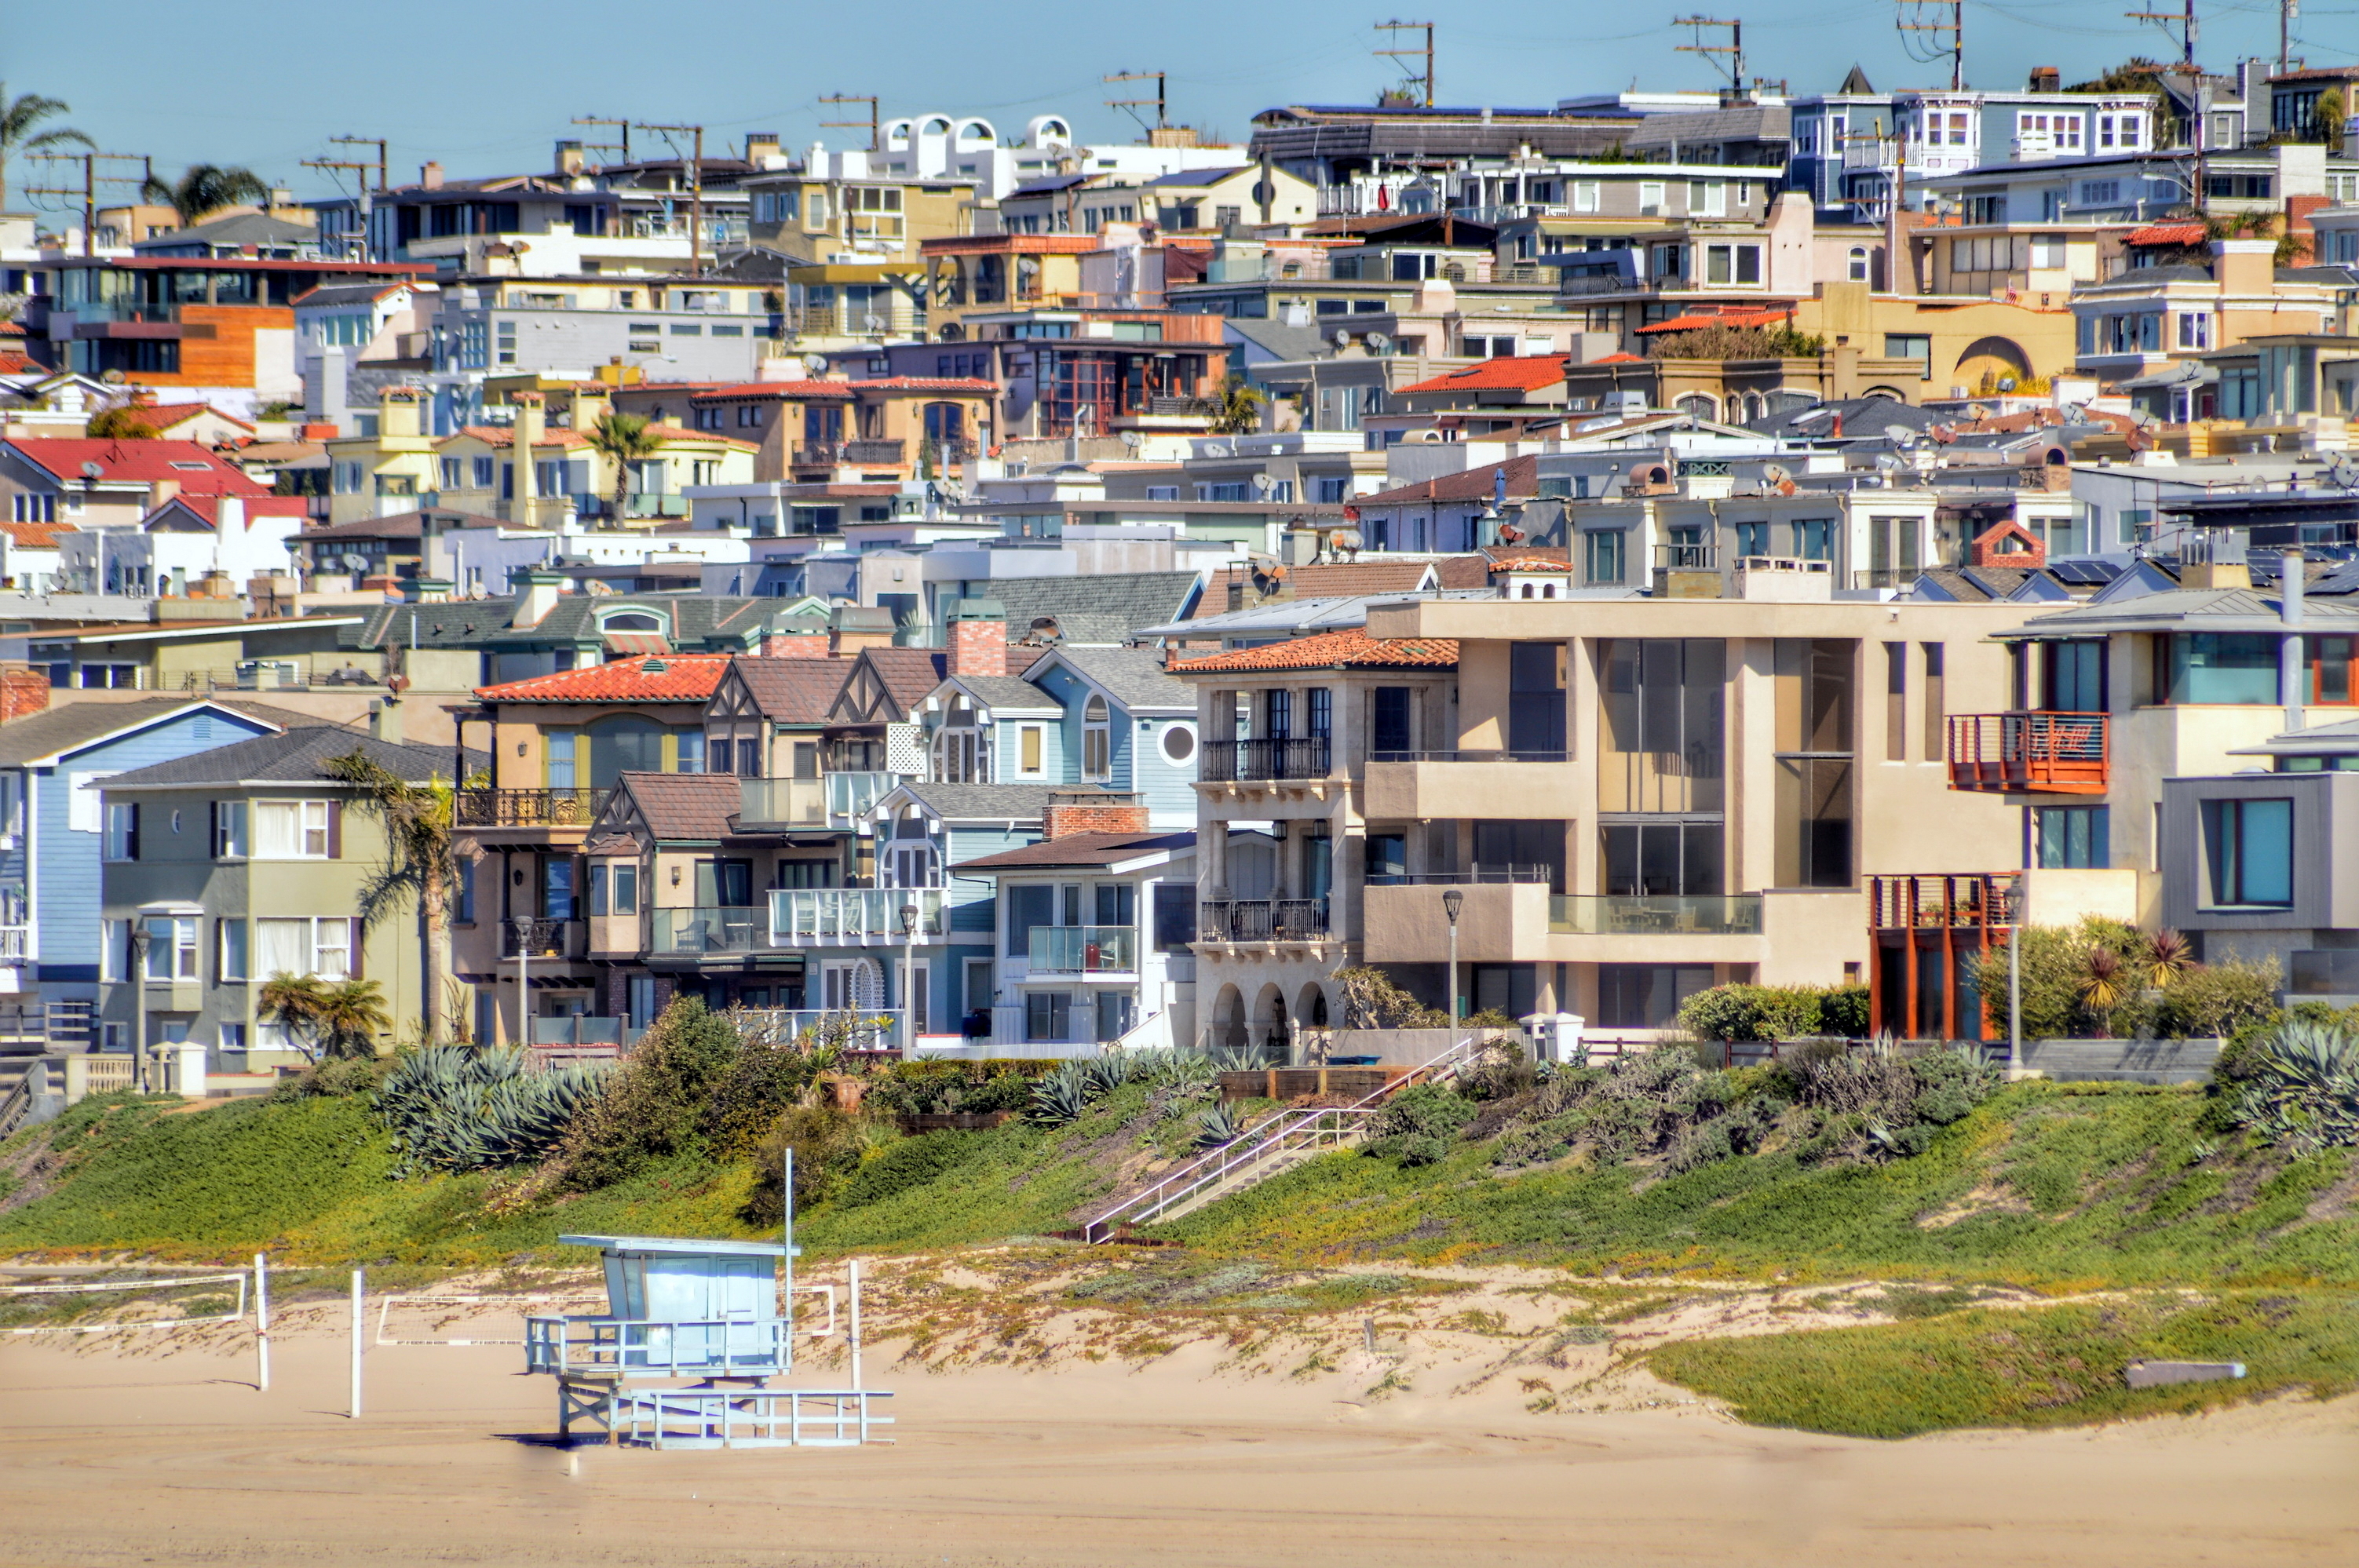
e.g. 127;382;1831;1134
0;697;301;1023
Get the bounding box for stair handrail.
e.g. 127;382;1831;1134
0;1071;35;1142
1083;1034;1484;1242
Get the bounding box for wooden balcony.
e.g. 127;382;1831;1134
1945;712;2109;794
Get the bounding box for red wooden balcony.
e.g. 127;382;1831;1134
1945;711;2109;794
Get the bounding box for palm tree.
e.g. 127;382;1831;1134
585;412;663;522
1206;374;1268;436
140;164;270;228
260;975;392;1060
0;86;93;213
323;750;462;1047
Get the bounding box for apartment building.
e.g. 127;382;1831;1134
2071;239;2350;399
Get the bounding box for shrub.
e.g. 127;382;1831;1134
2215;1016;2359;1153
1027;1063;1090;1127
742;1107;871;1226
374;1046;606;1176
1332;965;1448;1028
558;998;740;1191
702;1041;834;1161
1191;1101;1243;1151
831;1129;978;1210
2156;959;2282;1041
1678;983;1870;1042
1364;1082;1477;1163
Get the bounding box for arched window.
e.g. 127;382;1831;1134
599;611;662;633
1848;246;1870;282
1082;695;1112;781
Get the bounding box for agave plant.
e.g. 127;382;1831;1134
1156;1050;1218;1098
1028;1063;1090;1127
1190;1101;1243;1151
1083;1052;1137;1097
2229;1018;2359;1154
374;1045;607;1176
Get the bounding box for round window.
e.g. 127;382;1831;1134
1160;724;1196;764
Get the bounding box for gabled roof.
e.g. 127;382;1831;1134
1145;166;1253;188
940;673;1060;714
952;829;1194;872
1355;456;1539;509
839;647;950;721
146;403;257;436
893;780;1116;822
290;280;419;309
298;508;503;542
475;654;732;703
132;213;320;252
1046;645;1195;711
1397;356;1569;396
150;494;311;527
3;439;269;494
100;725;480;789
0;521;68;551
1171;628;1459;673
339;593;770;653
0;697;306;768
984;570;1204;647
725;655;855;722
612;771;743;842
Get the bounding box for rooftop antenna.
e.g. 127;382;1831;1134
1375;20;1437;108
1895;0;1964;91
820;95;881;151
1673;16;1746;93
1103;71;1169;136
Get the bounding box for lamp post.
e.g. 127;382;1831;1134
899;902;919;1053
509;914;531;1048
1441;888;1464;1026
127;923;152;1092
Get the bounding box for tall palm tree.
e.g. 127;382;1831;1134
585;412;663;522
323;750;462;1047
0;86;93;213
140;164;270;228
257;975;389;1060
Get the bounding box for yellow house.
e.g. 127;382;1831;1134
1794;280;2081;396
746;172;979;264
922;235;1099;341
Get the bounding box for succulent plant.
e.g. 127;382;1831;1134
1190;1101;1243;1151
374;1045;607;1176
1028;1064;1090;1127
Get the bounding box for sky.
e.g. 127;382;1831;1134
5;0;2354;208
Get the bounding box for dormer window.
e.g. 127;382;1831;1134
1082;695;1112;781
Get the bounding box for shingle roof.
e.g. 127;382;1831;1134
0;697;308;768
298;508;503;542
1170;628;1459;673
133;213;320;250
1397;356;1570;396
1051;645;1194;710
944;673;1060;713
729;656;854;721
615;771;743;841
475;653;732;703
986;571;1203;647
952;829;1193;872
1356;457;1539;508
338;593;770;654
3;439;269;494
856;647;952;716
100;725;483;789
898;781;1120;822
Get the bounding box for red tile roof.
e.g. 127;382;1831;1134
1634;306;1793;335
1397;356;1570;396
2;439;270;494
1487;554;1574;573
0;352;40;375
153;494;310;525
0;521;68;550
692;380;856;400
444;425;592;450
1588;351;1645;364
2126;222;2207;247
1170;628;1459;673
474;653;732;703
688;377;997;401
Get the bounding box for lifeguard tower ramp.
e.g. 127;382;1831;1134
524;1234;889;1449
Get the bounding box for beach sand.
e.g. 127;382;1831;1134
2;1285;2355;1568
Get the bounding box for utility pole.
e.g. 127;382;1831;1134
27;151;144;258
637;122;706;270
2126;0;2199;73
305;137;385;261
2280;0;2294;75
1375;20;1436;108
819;96;881;151
1894;1;1964;93
571;116;630;166
1104;71;1169;135
1674;16;1746;93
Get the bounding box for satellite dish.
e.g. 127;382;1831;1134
1331;327;1353;348
1762;462;1793;487
1251;473;1275;497
340;552;371;574
1883;423;1918;447
1119;430;1144;454
1365;331;1392;352
1873;453;1903;472
1202;440;1232;459
79;461;103;480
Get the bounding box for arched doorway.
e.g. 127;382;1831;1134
1254;983;1290;1063
1211;983;1247;1051
1955;336;2032;393
1295;982;1330;1029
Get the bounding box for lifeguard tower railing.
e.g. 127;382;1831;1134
524;1315;793;1377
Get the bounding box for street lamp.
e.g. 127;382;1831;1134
127;923;152;1092
1441;888;1465;1026
899;902;920;1053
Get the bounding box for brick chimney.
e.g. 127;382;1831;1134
828;604;896;655
946;597;1008;678
2028;66;2061;92
0;666;51;724
761;631;830;658
421;162;444;189
1043;790;1148;840
1969;519;2047;570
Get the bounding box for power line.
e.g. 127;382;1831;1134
1375;20;1436;108
571;117;630;165
818;96;879;151
27;151;146;258
1673;16;1746;91
1104;71;1169;133
303;137;386;262
1897;0;1965;90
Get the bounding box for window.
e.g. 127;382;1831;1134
2164;633;2279;705
11;493;54;523
1025;990;1072;1042
212;801;246;858
1885;643;1908;761
255;917;356;980
1017;724;1044;775
1159;724;1195;763
1773;639;1854;888
1598;964;1717;1029
144;916;197;980
1145;485;1179;501
1638;182;1665;214
1005;884;1055;957
2078;180;2122;207
255;800;333;858
1847;246;1869;282
1884;334;1932;377
100;920;127;983
1262;688;1291;738
1371;687;1413;755
2201;797;2293;907
1509;643;1565;756
104;801;138;861
2176;312;2212;350
1572;181;1601;213
1601;822;1719;896
1082;695;1112;781
1922;642;1945;760
1583;528;1625;585
1734;520;1771;557
2037;805;2110;868
1689;181;1727;217
1703;243;1761;285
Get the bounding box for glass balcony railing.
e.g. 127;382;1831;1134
649;906;769;955
1548;895;1763;935
769;888;944;943
1028;925;1138;974
739;777;827;826
826;771;895;825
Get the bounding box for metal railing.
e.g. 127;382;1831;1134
1945;711;2110;794
769;888;945;943
528;1016;641;1047
1028;924;1138;974
1200;737;1332;782
502;917;581;958
1869;873;2018;930
1852;567;1923;591
649;906;768;955
739;777;827;826
1198;897;1329;943
456;788;610;828
1368;865;1555;886
1548;894;1764;935
1655;542;1718;571
0;1001;94;1048
525;1315;792;1377
732;1008;910;1053
842;439;904;464
1082;1034;1479;1242
1366;749;1569;764
0;926;27;962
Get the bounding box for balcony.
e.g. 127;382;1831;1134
1869;873;2018;932
1028;924;1138;975
1946;712;2109;795
501;917;583;959
1364;755;1577;820
1549;894;1762;935
650;906;769;956
1200;738;1332;782
827;771;895;827
769;888;946;944
1198;898;1330;943
739;777;827;827
456;788;609;829
0;926;27;962
842;439;904;465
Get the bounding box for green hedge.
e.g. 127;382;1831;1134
1678;983;1871;1042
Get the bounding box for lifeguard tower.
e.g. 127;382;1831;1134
524;1234;889;1449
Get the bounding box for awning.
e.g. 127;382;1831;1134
601;632;673;655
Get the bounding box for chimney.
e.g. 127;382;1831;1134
367;698;404;745
554;140;586;177
2211;238;2276;297
508;567;567;628
146;479;181;512
379;385;423;439
1043;790;1148;840
827;604;896;655
571;382;612;432
0;666;52;724
420;162;444;189
946;598;1008;678
510;392;545;522
744;132;783;166
761;631;831;658
2029;66;2061;92
217;494;245;534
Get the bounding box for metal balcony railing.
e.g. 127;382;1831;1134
769;888;945;944
739;777;827;826
1198;897;1330;943
1868;873;2019;931
1547;894;1764;935
842;439;904;464
456;788;610;828
502;917;581;958
1655;542;1718;571
1367;865;1555;886
1945;712;2109;794
649;906;769;955
1028;925;1138;974
1199;738;1332;782
1366;749;1570;764
1852;567;1924;591
732;1007;910;1053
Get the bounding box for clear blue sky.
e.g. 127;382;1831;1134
7;0;2350;206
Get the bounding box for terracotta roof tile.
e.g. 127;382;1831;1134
1170;627;1458;673
2127;222;2207;246
1488;554;1575;573
474;653;731;703
1397;356;1569;396
1634;306;1792;335
2;438;269;494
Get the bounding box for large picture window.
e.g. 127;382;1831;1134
255;800;333;859
256;917;356;979
2164;634;2279;706
2201;797;2293;907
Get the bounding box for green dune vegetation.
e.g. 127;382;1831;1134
4;997;2357;1437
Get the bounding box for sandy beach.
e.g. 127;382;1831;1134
2;1276;2356;1568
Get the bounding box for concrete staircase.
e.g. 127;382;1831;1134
2018;1037;2222;1085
